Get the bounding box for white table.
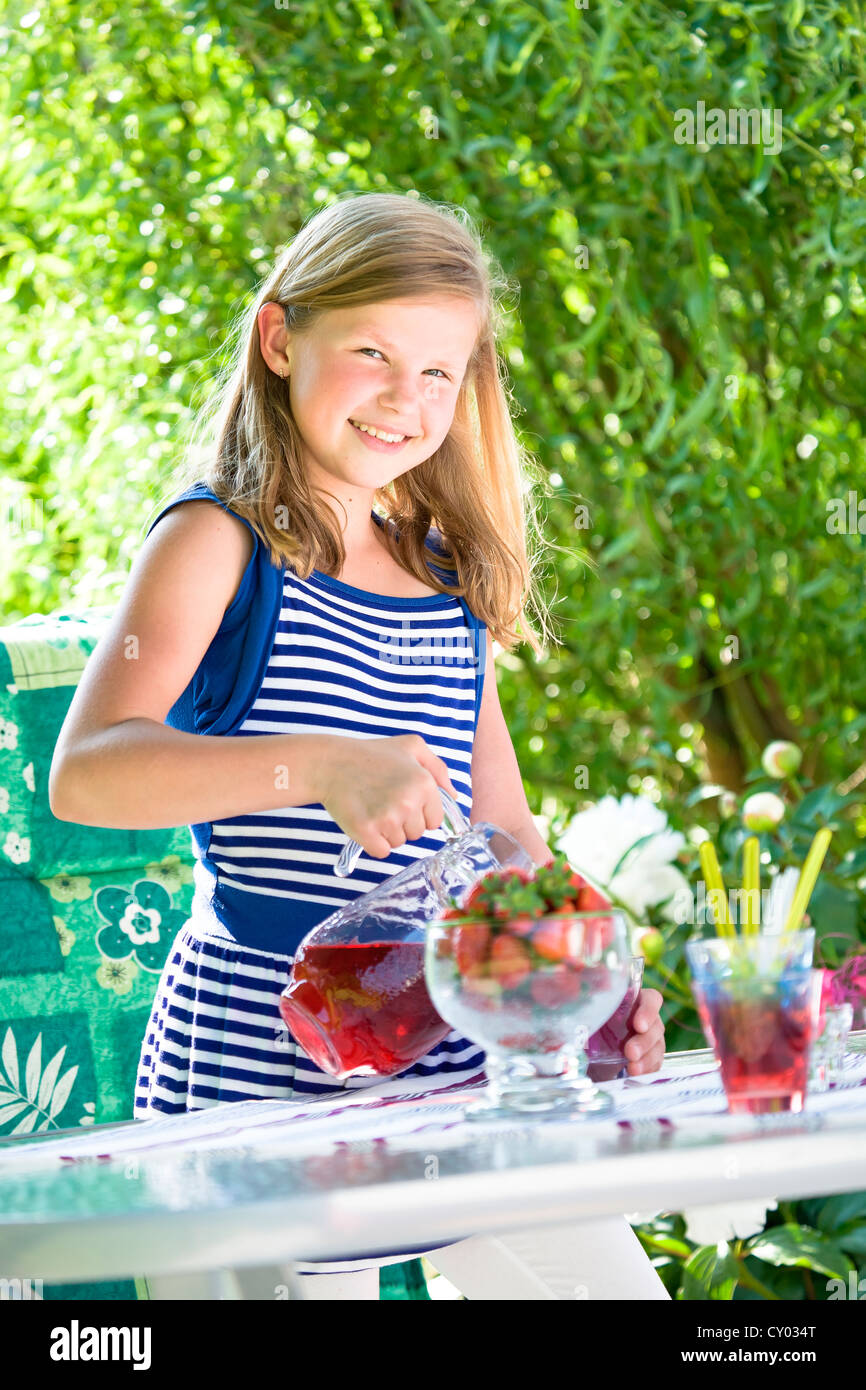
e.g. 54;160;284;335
2;1037;866;1301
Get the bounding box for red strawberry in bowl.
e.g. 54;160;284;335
498;1031;537;1050
488;934;532;989
577;883;615;951
453;923;490;977
458;882;489;915
565;870;588;897
530;916;584;963
530;964;583;1007
508;913;537;937
577;883;611;911
505;867;536;885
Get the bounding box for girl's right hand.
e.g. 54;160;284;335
318;733;461;860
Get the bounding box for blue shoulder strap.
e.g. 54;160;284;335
143;482;284;737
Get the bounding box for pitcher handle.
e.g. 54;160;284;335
334;787;470;878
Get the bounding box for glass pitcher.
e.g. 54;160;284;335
278;789;534;1080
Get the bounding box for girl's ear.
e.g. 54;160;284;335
257;300;291;379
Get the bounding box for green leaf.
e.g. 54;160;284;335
837;848;866;879
790;787;833;825
679;1243;739;1300
643;392;676;452
836;1226;866;1257
668;371;721;443
807;879;860;945
745;1224;853;1280
637;1232;693;1258
599;526;642;563
797;572;836;600
792;78;854;128
683;783;728;808
814;1191;866;1233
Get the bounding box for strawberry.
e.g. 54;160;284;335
577;884;612;911
462;975;502;1002
581;913;615;954
576;885;615;951
488;934;532;989
509;913;536;937
501;866;535;886
499;1031;537;1050
443;858;615;952
530;965;583;1007
458;882;488;914
566;869;588;895
530;917;584;963
453;923;490;977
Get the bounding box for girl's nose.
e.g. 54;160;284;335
377;376;418;413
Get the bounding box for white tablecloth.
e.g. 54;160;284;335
3;1051;866;1171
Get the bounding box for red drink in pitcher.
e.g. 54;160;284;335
279;941;451;1079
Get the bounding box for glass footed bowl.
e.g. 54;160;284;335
425;907;632;1119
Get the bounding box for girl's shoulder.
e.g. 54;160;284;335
145;481;259;622
147;478;255;542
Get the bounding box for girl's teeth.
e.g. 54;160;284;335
351;420;406;443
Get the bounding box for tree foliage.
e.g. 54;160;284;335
1;0;864;830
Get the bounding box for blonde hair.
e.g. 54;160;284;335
154;191;573;655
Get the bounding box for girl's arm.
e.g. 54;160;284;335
49;502;339;830
469;629;554;867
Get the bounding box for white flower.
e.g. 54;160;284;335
682;1199;776;1245
761;741;802;779
718;790;739;820
119;904;161;945
554;794;691;920
3;831;30;865
743;791;786;832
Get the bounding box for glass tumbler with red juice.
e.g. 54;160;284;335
685;930;815;1114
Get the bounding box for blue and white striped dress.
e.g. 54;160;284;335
134;545;487;1271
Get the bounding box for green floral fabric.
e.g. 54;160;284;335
0;609;428;1301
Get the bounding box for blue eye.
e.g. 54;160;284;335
358;348;449;380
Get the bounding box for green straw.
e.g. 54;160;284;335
699;840;735;937
742;836;761;935
782;827;832;935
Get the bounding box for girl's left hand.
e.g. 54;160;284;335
622;988;665;1076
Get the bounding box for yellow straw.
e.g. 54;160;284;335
782;827;833;935
742;836;761;934
699;841;735;937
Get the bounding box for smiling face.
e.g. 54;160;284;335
282;296;481;503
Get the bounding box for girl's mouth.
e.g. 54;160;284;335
349;419;413;452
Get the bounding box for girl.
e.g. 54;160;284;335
49;192;664;1297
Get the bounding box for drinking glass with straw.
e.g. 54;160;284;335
686;828;833;1113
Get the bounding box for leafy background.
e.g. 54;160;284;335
2;0;865;1300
